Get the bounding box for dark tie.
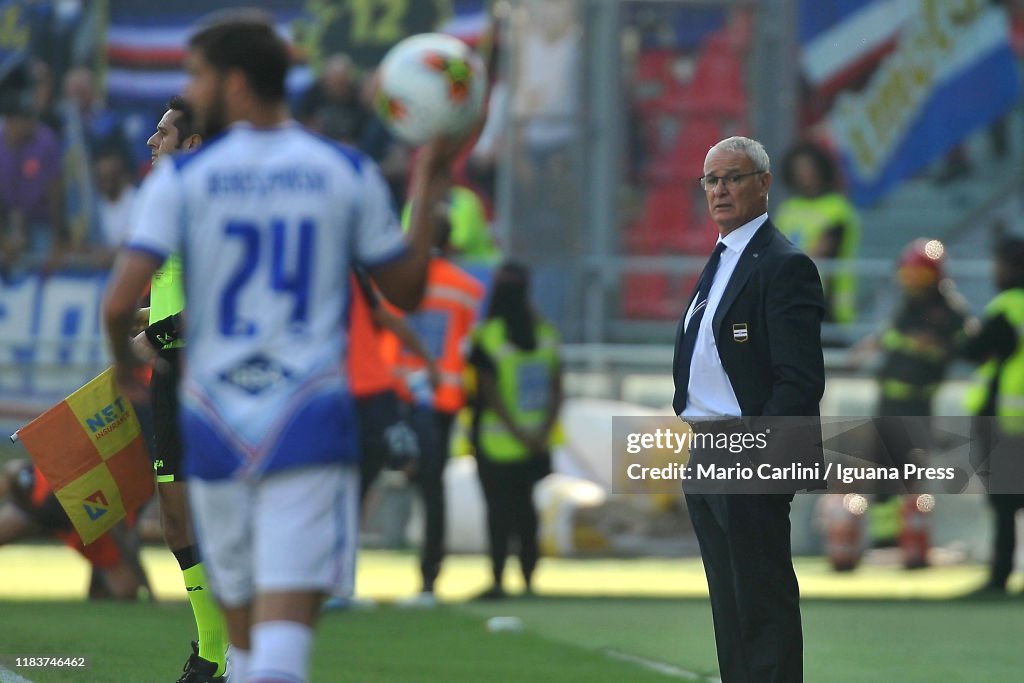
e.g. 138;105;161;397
672;241;727;414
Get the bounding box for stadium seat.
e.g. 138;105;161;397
643;116;723;184
624;186;693;253
621;272;677;319
632;49;693;117
654;30;749;124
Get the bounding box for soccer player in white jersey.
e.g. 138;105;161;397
103;12;460;683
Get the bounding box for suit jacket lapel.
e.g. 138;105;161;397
712;220;774;344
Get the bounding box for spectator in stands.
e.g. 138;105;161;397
296;52;368;145
501;0;582;267
852;239;970;550
0;73;66;275
85;147;138;269
61;66;131;249
961;236;1024;594
514;0;580;177
29;59;62;134
776;140;860;325
468;261;561;599
61;66;130;160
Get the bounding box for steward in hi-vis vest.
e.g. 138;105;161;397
960;237;1024;594
472;317;561;462
467;262;562;600
776;141;861;324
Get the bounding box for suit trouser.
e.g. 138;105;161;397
684;492;803;683
408;407;454;593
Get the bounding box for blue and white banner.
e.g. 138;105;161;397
106;1;489;110
815;1;1020;206
0;272;109;415
799;0;904;99
105;1;490;169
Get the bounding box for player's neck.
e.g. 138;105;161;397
234;101;290;129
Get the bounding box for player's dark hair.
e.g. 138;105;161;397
486;261;536;351
781;140;838;193
188;12;289;103
166;95;197;141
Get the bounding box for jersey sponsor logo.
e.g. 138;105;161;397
83;489;109;521
218;354;292;395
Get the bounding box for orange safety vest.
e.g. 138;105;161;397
383;258;485;414
347;274;398;398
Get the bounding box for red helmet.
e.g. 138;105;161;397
899;238;946;278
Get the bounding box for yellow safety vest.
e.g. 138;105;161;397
473;318;560;462
964;288;1024;434
776;192;860;324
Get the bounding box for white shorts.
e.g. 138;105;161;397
189;464;358;607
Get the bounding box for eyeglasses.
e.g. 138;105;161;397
698;171;765;191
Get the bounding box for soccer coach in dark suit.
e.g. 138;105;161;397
673;136;825;683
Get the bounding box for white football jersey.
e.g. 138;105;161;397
126;121;406;480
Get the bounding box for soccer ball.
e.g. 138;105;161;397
375;33;487;146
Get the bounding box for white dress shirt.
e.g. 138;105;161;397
681;213;768;418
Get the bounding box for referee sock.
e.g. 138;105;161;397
175;546;228;677
249;620;313;683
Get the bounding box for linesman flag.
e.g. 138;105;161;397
11;368;154;544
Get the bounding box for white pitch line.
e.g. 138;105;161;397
0;667;34;683
603;648;720;682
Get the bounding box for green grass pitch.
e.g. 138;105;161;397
0;546;1022;682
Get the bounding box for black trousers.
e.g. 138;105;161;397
355;390;402;501
988;493;1024;588
475;452;549;588
407;407;454;593
971;420;1024;587
684;492;803;683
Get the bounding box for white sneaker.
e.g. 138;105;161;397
394;591;438;608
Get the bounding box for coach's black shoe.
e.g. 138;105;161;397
176;641;225;683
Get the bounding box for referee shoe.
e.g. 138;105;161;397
176;641;225;683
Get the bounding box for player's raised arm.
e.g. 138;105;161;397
370;135;470;311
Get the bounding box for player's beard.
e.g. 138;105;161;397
199;88;229;138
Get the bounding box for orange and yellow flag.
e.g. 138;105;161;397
14;368;154;544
